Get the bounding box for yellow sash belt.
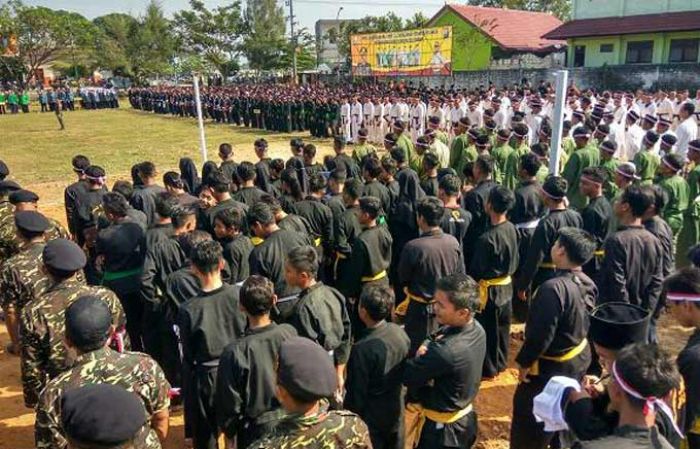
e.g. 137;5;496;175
314;237;321;247
531;339;589;376
404;402;473;449
395;288;431;317
361;270;387;283
478;275;512;311
538;262;556;269
250;236;264;246
594;250;605;257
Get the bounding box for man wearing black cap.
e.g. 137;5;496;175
515;176;583;301
0;211;51;355
249;336;371;449
579;167;615;280
216;276;298;449
344;285;409;449
35;296;170;449
59;384;149;449
63;155;92;241
599;186;663;341
664;267;700;449
7;189;70;248
657;153;689;238
177;240;246;449
403;274;486;449
576;344;680;449
20;239;127;408
511;228;597;449
562;126;600;210
633;131;661;185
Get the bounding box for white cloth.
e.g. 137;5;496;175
340;102;351;142
677;117;698;159
351;101;363;142
533;376;582;432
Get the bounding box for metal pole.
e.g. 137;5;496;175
336;7;343;83
193;74;208;163
549;69;569;175
289;0;298;84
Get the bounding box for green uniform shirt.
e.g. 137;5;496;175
396;133;416;170
503;143;530;191
633;150;660;186
678;165;700;267
449;134;474;178
658;174;690;236
562;143;600;210
20;92;30;106
492;143;514;185
352;143;377;165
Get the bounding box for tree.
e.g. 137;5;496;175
281;28;316;72
0;0;96;85
174;0;245;80
241;0;287;71
93;13;138;76
127;1;177;83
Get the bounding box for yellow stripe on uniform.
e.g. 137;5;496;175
594;250;605;257
361;270;387;283
404;402;473;449
395;288;432;317
251;236;265;246
314;237;321;247
531;339;589;376
538;262;556;269
478;275;512;311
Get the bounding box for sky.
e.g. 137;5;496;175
23;0;448;34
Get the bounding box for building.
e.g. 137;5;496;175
427;5;566;71
315;19;356;69
544;0;700;68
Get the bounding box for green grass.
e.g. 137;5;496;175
2;108;334;208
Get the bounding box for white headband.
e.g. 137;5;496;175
666;292;700;302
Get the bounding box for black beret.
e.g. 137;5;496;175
661;134;677;146
65;296;112;347
43;239;86;272
0;160;8;178
61;384;147;446
358;128;369;138
644;130;659;145
0;180;21;193
14;211;50;233
589;302;650;350
278;337;336;402
662;153;684;172
9;189;39;204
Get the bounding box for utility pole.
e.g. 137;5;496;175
287;0;298;84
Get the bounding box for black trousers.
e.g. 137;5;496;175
404;299;438;356
417;412;478;449
476;298;512;378
510;377;554;449
142;306;182;387
184;364;220;449
105;277;144;352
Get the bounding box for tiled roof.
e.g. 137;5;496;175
432;4;566;52
543;10;700;40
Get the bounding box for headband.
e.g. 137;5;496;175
497;133;511;142
689;142;700;153
662;158;681;173
580;175;602;186
540;187;564;201
611;361;684;438
666;292;700;302
86;174;107;185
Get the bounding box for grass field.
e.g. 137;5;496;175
2;107;335;212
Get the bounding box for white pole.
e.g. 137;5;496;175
193;74;208;163
549;69;569;175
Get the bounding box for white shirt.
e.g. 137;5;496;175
677;117;699;159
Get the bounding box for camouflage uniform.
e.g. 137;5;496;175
35;347;170;449
0;241;51;312
0;213;69;264
19;277;128;407
249;409;372;449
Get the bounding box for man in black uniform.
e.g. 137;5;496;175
643;185;675;279
213;208;252;283
232;162;266;206
72;165;109;284
333;136;360;179
177;240;246;449
290;174;333;265
396;197;465;355
511;227;597;449
362;157;392;215
515;176;583;302
403;274;486;449
284;245;352;400
333;179;363;293
203;171;248;235
63;155;91;241
216;276;297;449
218;143;238;185
438;174;471;247
345;285;410;449
462;154;498;266
259;194;308;237
253;139;274;195
470;186;519;378
96;193;147;351
599;185;663;342
579;167;615;280
130;161;166;227
247;203;308;317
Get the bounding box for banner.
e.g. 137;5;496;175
351;26;453;77
1;34;19;57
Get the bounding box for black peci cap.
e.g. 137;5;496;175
589;302;650;350
9;189;39;204
14;210;50;233
42;239;87;272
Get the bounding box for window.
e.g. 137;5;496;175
626;41;653;64
669;39;699;63
573;45;586;67
600;44;614;53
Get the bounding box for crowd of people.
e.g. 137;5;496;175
0;81;700;449
0;85;120;115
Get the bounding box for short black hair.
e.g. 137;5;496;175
359;285;394;321
363;157;383;179
240;275;276;316
439;174;461;196
102;192;129;218
270;158;285;173
172;205;198;229
581;166;607;184
330;169;348;184
664;267;700;308
646;185;668;213
344;178;364;200
206;170;231;193
179;230;212;259
435;274;480;314
163;171;185;190
422;152;439;170
64;296;112;352
542;176;568;201
487;185;515;214
475;154;494;175
308;174;327;193
531;142;549;157
247;203;275;227
215;207;244;232
303;144;316;159
416;197;444;227
359;196;382;219
381;156;397;176
555;227;597;266
259;194;282;212
191;240;223;274
520;153;542;177
681;102;696;115
286;245;319;278
72;155;90;173
621;185;655;218
254;138;268;150
112;180;134;201
615;343;680;410
390;147;406;164
155;192;178;219
236;161;256;182
139;161;157;179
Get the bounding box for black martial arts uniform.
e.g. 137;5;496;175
581;195;614;279
130;184;166;227
219;234;253;283
291;196;334;262
679;329;700;449
440;206;472;248
462;179;498;265
233;186;267;207
364;180;392;217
